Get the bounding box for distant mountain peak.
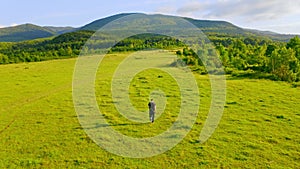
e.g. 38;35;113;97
0;23;75;42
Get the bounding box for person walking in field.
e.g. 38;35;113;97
148;99;156;123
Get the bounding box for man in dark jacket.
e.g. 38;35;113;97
148;99;156;123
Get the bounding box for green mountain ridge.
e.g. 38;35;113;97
79;13;249;35
0;13;297;42
78;13;296;41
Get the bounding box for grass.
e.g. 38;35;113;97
0;51;299;168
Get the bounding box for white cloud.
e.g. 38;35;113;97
173;0;300;34
176;0;300;22
176;1;204;14
0;24;19;28
143;0;175;5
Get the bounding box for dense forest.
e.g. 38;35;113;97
0;29;299;82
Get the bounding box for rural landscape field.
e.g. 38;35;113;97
0;51;299;168
0;9;300;169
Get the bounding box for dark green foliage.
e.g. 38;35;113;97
110;34;185;52
287;36;300;59
51;30;94;43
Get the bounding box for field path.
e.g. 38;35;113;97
0;82;72;135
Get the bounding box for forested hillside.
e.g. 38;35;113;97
0;30;94;63
0;13;299;82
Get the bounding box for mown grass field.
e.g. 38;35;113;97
0;51;299;168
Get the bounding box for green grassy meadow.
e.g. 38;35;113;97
0;52;299;168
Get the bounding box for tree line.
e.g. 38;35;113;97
0;32;184;64
177;36;300;82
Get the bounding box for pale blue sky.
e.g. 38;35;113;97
1;0;299;34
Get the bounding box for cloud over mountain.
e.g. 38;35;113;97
177;0;300;22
